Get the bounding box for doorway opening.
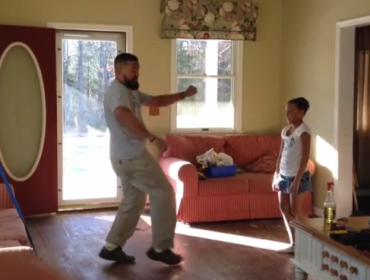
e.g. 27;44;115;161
55;27;127;208
334;15;370;218
352;25;370;214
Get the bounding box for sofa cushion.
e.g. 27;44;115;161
163;134;225;165
0;217;28;243
245;152;277;173
0;249;68;280
0;183;15;210
198;173;250;196
224;134;281;167
244;172;275;193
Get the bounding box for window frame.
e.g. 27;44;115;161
170;39;243;134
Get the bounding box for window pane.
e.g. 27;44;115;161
177;78;234;129
62;39;118;201
176;39;233;76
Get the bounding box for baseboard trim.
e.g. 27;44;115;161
58;203;120;212
25;212;56;218
313;207;323;217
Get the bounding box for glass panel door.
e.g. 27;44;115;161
58;31;124;205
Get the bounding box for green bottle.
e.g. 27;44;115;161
323;182;336;224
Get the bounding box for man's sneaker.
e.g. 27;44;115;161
99;246;135;263
276;245;294;254
146;247;183;265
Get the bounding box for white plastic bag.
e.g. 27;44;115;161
196;149;234;167
196;148;218;166
217;152;234;166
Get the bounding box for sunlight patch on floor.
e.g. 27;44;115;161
95;215;291;251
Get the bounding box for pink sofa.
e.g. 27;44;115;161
159;134;315;224
0;184;69;279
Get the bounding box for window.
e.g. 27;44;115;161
57;30;124;205
171;39;243;132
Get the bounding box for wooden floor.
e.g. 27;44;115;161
26;210;309;280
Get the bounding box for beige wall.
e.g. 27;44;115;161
281;0;370;209
0;0;283;136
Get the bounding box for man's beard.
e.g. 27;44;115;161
123;79;139;90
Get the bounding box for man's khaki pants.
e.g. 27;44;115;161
105;150;177;250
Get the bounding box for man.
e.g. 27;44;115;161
99;53;197;265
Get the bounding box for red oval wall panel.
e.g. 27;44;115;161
0;24;57;215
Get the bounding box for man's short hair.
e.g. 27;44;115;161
114;53;138;67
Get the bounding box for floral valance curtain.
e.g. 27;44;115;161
160;0;258;41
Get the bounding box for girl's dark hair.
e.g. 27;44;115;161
288;97;310;112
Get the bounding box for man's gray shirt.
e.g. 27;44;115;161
104;80;151;160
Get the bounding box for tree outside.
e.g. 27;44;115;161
176;39;234;129
63;39;115;135
62;38;117;201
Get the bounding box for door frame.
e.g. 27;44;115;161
48;22;133;208
332;15;370;218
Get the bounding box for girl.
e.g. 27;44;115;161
273;97;312;254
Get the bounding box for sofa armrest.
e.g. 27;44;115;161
159;157;199;197
0;184;14;210
0;247;69;280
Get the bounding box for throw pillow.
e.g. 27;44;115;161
245;152;277;173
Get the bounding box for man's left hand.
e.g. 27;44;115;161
185;85;198;97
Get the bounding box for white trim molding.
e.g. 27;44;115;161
47;22;133;54
170;39;243;134
0;42;46;182
334;15;370;218
25;212;56;218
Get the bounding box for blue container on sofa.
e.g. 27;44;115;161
204;164;237;178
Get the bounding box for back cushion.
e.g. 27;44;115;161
224;134;281;167
163;134;225;165
244;152;277;173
